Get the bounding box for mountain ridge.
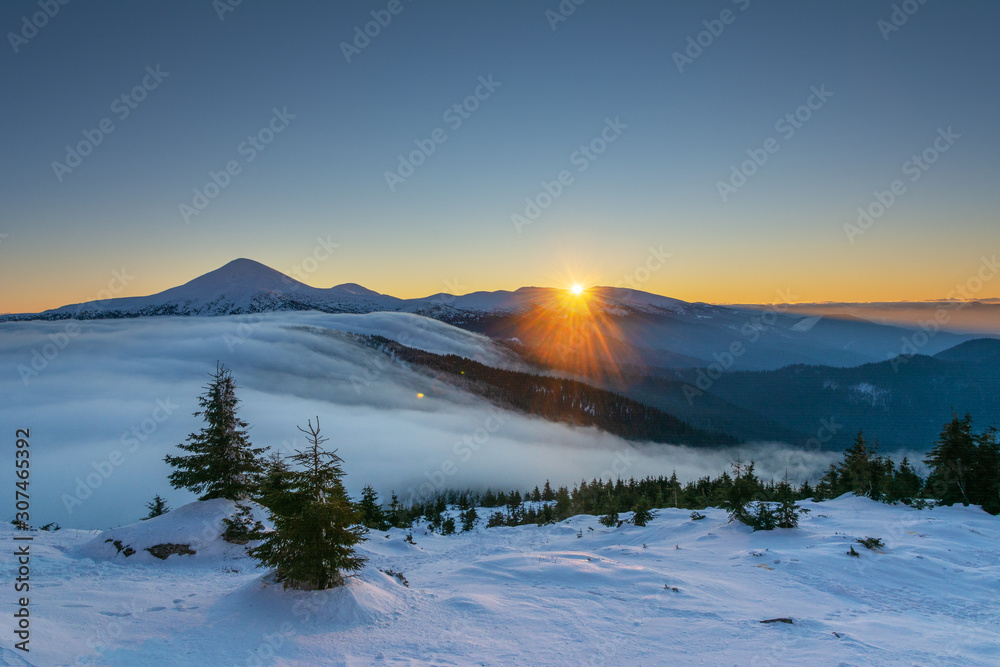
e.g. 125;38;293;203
0;258;711;321
1;258;988;372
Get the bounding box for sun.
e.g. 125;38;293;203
569;284;585;296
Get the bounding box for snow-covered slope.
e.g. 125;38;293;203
2;495;996;665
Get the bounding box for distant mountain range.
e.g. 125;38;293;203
2;258;993;373
0;258;704;321
3;259;404;317
610;338;1000;451
757;300;1000;336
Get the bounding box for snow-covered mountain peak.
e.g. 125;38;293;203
6;259;390;319
588;286;694;315
330;282;385;297
167;258;308;297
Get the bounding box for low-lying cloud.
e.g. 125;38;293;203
3;313;845;529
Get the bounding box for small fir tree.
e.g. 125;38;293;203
889;457;924;504
839;432;876;498
747;501;777;531
972;427;999;515
505;496;525;526
925;414;977;506
668;470;681;508
599;509;620;527
774;476;800;529
164;363;267;500
554;486;572;518
722;459;759;525
357;485;390;531
258;452;293;499
249;418;366;590
630;497;656;527
460;506;478;532
144;494;170;520
486;511;506;528
222;501;265;545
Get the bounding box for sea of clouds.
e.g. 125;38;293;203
2;312;853;529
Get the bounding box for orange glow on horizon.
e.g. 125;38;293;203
3;251;998;316
509;287;632;384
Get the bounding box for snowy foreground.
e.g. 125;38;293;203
2;496;998;666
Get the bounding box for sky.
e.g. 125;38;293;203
1;0;998;314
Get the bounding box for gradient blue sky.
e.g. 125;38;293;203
2;0;998;313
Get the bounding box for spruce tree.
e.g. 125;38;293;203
259;452;294;500
889;457;924;504
387;492;410;529
541;480;555;502
820;431;895;500
924;414;977;506
722;460;759;525
486;511;506;528
839;431;876;498
972;427;999;514
357;485;389;531
668;470;681;508
554;486;572;518
164;363;267;500
222;501;265;545
250;418;366;590
747;501;777;531
505;494;525;526
144;494;170;520
460;506;478;531
774;476;799;529
815;464;839;500
630;497;655;527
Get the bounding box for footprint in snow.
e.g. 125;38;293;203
61;603;93;608
146;607;167;612
99;611;132;617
